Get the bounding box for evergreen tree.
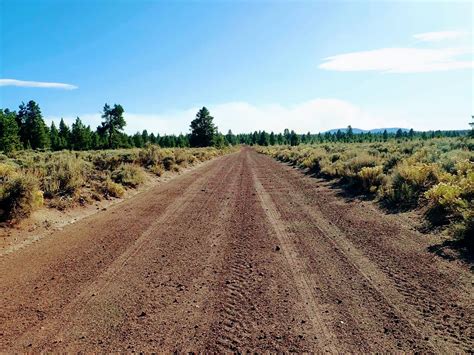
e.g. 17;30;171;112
58;118;71;149
251;131;259;145
133;132;144;147
283;128;290;144
0;109;21;153
90;131;100;149
97;103;126;148
269;132;276;145
141;129;149;144
189;107;217;147
16;100;50;149
258;131;270;146
277;133;284;145
225;129;236;145
176;134;188;147
382;129;388;141
50;122;61;151
347;125;354;142
212;133;227;148
71;117;91;150
289;130;300;146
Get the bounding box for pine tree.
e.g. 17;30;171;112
141;130;149;145
269;132;276;145
132;132;144;148
189;107;217;147
71;117;91;150
50;122;61;150
97;103;126;149
347;125;354;142
58;118;71;149
289;130;300;146
258;131;269;146
16;100;50;149
225;129;236;145
0;109;21;153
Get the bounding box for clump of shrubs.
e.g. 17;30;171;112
102;178;126;198
0;163;43;222
112;164;146;188
0;146;232;222
258;137;473;242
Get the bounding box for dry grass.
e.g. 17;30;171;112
1;146;234;223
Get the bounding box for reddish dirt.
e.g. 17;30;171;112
0;148;472;352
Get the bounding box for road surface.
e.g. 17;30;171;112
1;148;472;352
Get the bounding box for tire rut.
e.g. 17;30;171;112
252;151;472;352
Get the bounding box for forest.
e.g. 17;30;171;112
1;100;470;154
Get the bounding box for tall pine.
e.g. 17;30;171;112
0;109;21;152
16;100;50;149
189;107;217;147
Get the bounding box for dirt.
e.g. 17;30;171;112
0;147;472;352
0;161;207;256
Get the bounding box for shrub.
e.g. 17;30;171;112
357;166;386;193
0;165;43;221
39;155;87;198
111;164;146;187
385;162;440;205
258;138;473;248
149;163;165;176
102;178;125;198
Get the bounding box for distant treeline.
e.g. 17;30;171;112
0;100;471;153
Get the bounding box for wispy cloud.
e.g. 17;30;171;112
319;47;473;73
413;30;470;42
319;30;473;73
0;79;78;90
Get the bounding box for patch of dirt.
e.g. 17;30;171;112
1;148;471;352
0;161;213;256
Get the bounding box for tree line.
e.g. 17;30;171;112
0;100;471;153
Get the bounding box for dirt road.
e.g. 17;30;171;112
1;148;472;352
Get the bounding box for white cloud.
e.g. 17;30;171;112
319;47;473;73
413;30;470;42
47;98;413;135
0;79;77;90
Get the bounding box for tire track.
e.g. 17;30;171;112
252;151;472;353
251;167;339;352
11;153;239;350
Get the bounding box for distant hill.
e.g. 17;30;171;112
323;127;410;134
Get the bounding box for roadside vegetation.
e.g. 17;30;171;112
0;146;233;223
257;137;473;252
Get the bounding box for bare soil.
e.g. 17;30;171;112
0;148;472;352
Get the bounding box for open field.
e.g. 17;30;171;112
0;147;472;352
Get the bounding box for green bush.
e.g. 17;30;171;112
102;178;125;198
0;164;43;221
257;138;474;244
112;164;146;187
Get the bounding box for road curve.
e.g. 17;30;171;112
0;147;472;352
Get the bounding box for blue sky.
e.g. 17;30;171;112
0;0;472;134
